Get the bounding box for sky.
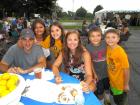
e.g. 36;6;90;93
57;0;140;13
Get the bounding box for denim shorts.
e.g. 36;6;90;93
94;77;110;96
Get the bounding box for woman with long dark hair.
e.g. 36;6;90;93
52;31;96;92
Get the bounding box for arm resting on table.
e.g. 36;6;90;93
52;52;63;77
83;51;96;91
0;61;9;73
23;56;46;74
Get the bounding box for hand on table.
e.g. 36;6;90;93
7;67;18;74
55;76;62;84
80;81;90;93
8;67;27;74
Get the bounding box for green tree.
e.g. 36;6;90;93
86;13;93;19
55;4;63;18
68;11;75;17
0;0;57;18
34;0;57;15
61;12;68;17
75;7;87;19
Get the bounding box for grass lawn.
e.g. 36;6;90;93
59;19;91;23
59;19;89;29
59;19;140;30
63;25;140;30
63;25;82;29
59;19;83;22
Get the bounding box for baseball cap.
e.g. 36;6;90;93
21;29;35;39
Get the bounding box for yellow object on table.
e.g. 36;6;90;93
0;73;19;97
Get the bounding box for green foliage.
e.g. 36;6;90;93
61;12;68;17
85;13;93;19
75;7;87;19
55;5;63;17
68;11;75;17
0;0;57;17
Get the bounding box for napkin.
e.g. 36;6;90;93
24;79;57;103
42;70;54;80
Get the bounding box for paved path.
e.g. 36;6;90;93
123;29;140;105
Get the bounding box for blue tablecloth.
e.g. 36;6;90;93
20;69;101;105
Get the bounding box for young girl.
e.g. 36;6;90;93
32;19;49;45
40;22;64;59
52;31;96;92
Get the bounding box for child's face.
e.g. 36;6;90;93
34;23;45;36
67;33;79;51
51;25;62;40
105;33;120;47
89;31;102;46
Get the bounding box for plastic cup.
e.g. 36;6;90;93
75;94;85;105
34;68;42;79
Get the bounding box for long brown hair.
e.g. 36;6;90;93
32;19;48;41
63;31;84;67
49;22;64;47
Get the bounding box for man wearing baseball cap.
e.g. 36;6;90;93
0;29;46;74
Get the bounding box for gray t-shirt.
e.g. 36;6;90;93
86;41;108;79
2;44;44;70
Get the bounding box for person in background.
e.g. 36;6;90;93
81;19;88;36
86;27;110;105
105;29;130;105
95;18;100;26
17;18;24;33
52;31;96;92
105;19;117;29
1;29;46;74
88;19;97;30
119;21;131;43
10;25;19;43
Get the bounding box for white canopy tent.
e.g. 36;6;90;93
94;1;140;26
96;0;140;14
96;9;140;14
95;7;140;25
